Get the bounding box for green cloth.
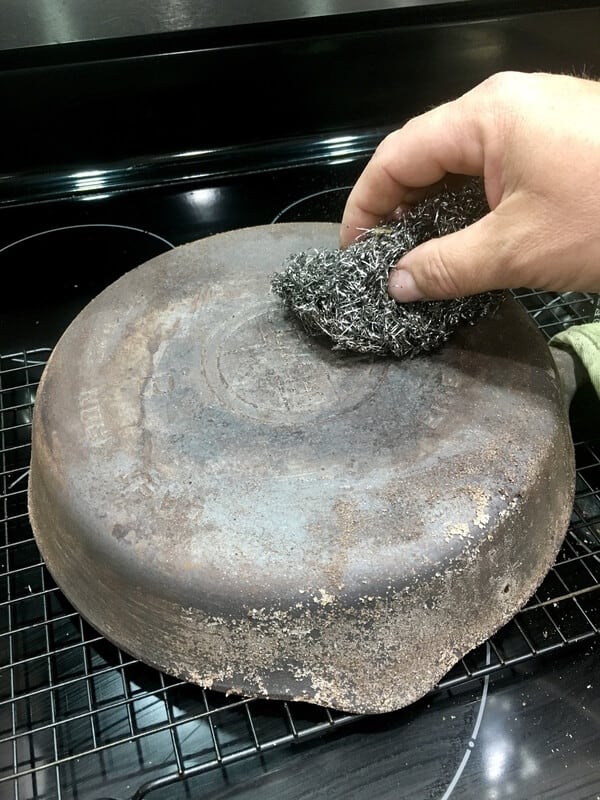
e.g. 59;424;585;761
550;322;600;398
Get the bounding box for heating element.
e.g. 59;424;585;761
1;289;599;800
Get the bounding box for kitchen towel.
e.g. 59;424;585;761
551;321;600;398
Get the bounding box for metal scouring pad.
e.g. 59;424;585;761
270;179;502;358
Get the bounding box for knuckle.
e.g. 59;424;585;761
400;115;420;134
374;128;404;160
475;71;527;140
480;70;522;99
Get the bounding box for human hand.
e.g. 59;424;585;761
340;71;600;301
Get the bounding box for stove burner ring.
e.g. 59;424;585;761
439;643;491;799
272;186;352;224
0;223;176;254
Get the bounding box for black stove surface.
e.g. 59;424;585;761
0;157;362;354
2;5;600;799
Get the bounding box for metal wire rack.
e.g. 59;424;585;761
1;291;599;800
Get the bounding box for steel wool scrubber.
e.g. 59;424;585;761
271;179;501;358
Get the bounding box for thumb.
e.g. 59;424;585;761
388;214;510;301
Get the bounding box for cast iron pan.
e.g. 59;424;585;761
28;223;576;715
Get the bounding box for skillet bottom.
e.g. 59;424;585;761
28;223;575;713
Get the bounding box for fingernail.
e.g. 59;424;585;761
388;269;425;302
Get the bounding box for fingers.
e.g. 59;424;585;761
340;71;600;299
388;212;514;301
340;100;486;248
387;174;474;215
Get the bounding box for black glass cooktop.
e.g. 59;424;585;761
0;155;364;354
2;3;600;798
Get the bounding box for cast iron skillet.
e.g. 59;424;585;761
28;223;577;714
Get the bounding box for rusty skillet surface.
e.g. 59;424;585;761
28;223;575;714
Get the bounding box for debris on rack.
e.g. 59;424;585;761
270;178;503;359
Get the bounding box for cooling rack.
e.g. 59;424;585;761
1;291;599;800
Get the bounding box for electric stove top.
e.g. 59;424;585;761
0;154;364;354
1;4;600;799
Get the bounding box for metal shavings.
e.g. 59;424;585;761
270;178;503;358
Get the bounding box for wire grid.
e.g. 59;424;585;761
1;292;600;800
